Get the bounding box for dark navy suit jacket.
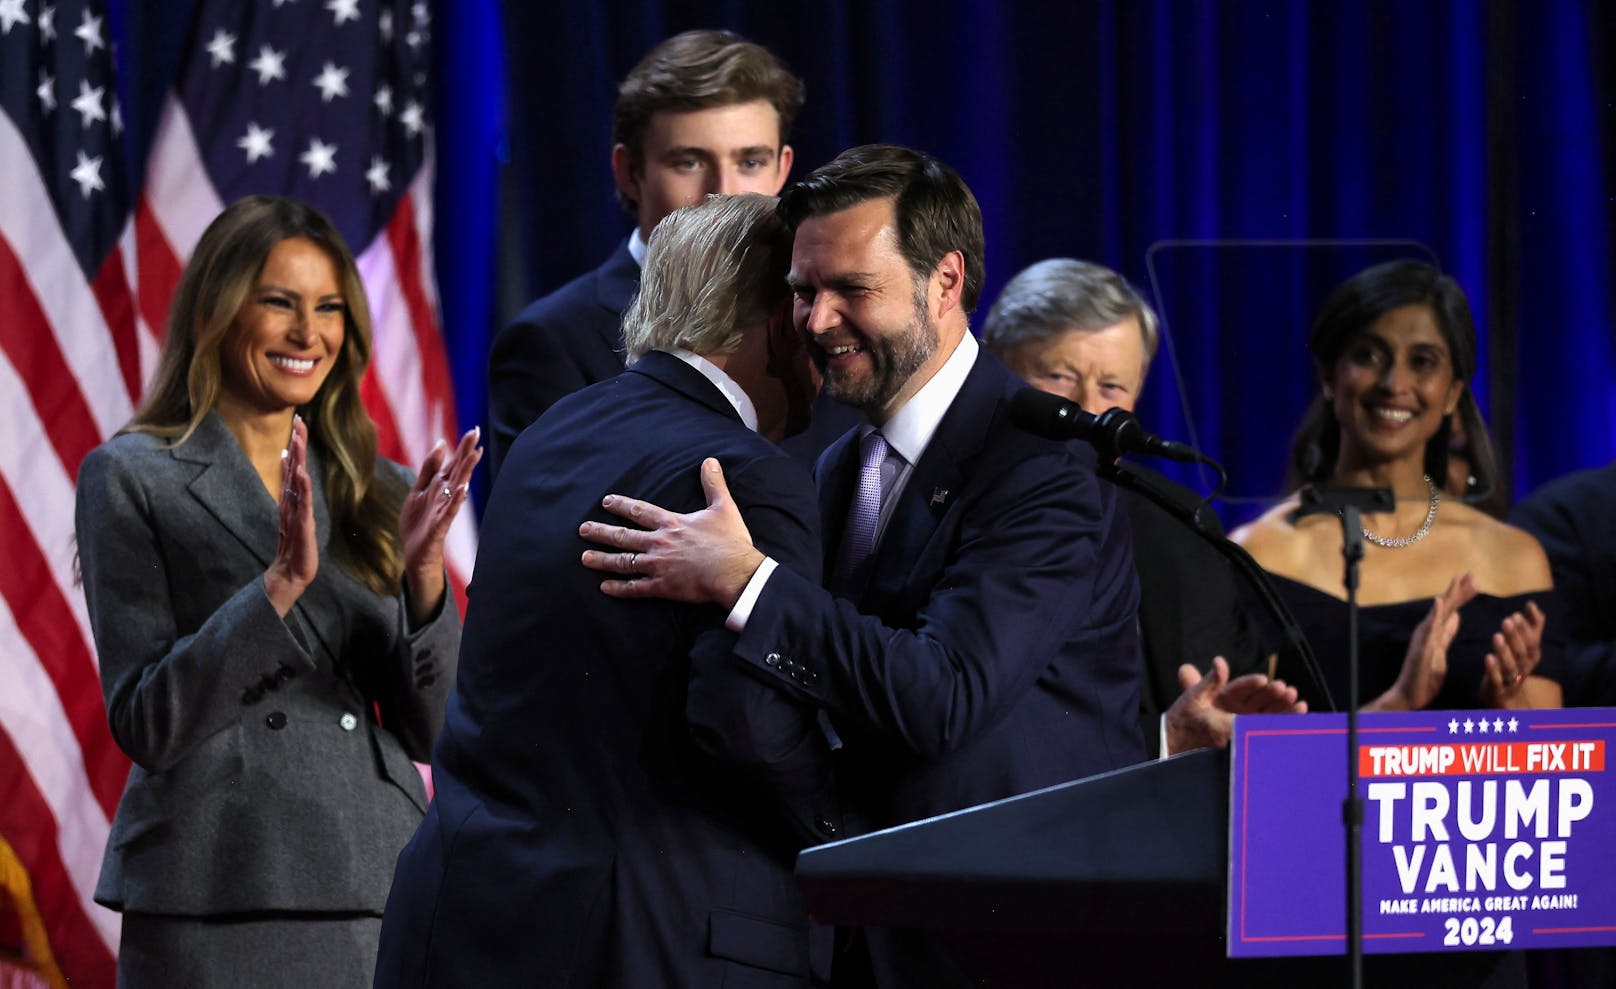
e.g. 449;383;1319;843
733;351;1144;985
377;353;839;988
487;242;639;480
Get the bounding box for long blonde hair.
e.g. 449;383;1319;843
125;195;405;595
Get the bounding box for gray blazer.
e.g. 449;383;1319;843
74;411;456;915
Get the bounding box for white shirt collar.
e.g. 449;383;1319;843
670;348;759;432
627;228;648;267
864;331;979;466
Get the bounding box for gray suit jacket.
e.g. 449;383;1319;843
75;411;456;915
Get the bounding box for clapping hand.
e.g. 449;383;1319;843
1372;573;1479;712
1164;656;1307;756
400;427;482;623
265;416;317;617
1479;601;1546;708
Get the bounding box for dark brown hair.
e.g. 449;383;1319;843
612;30;804;214
778;144;986;313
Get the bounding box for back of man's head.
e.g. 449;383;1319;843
778;144;986;314
622;194;791;362
613;30;804;213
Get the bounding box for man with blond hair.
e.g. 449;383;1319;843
378;194;834;985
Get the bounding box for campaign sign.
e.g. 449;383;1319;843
1229;709;1616;957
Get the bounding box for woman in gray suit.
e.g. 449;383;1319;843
74;195;478;986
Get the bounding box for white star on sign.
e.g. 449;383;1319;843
36;70;56;114
399;100;424;136
1448;718;1460;734
71;79;106;127
299;138;337;178
70;151;105;198
1508;717;1519;733
249;45;286;85
312;61;350;102
205;28;236;67
326;0;360;26
1478;719;1490;734
1463;718;1475;734
0;0;30;37
238;122;275;163
74;8;104;53
365;156;390;194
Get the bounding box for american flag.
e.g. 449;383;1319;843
0;0;473;983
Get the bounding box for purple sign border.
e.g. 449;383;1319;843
1228;709;1616;958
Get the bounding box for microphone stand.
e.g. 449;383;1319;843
1097;461;1336;713
1292;485;1392;989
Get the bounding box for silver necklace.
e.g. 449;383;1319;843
1361;474;1439;548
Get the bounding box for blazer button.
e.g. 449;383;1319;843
265;711;287;730
240;686;262;706
802;670;820;686
764;653;782;668
339;713;358;731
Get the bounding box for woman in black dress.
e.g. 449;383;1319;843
1233;260;1562;712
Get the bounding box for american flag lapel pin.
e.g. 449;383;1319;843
930;487;949;507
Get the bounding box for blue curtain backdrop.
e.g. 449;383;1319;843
107;1;1616;518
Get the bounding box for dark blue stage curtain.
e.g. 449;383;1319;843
116;2;1615;513
491;0;1615;517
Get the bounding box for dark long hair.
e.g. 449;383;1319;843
1287;260;1503;511
125;195;406;594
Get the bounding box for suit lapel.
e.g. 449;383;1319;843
863;351;1004;600
175;412;281;569
176;410;345;669
594;241;640;368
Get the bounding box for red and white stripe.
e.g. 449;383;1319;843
1;101;132;985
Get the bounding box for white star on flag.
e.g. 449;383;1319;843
249;44;286;85
38;2;54;41
111;99;122;134
36;70;56;114
237;122;275;163
379;9;393;42
205;28;236;67
399;100;424;136
299;137;337;177
0;0;30;36
365;156;390;194
69;150;104;197
373;84;394;116
312;61;350;102
71;80;106;127
326;0;360;26
73;8;104;53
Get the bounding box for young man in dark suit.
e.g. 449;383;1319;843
486;30;802;479
581;146;1147;986
376;194;838;986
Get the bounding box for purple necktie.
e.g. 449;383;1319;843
836;431;889;590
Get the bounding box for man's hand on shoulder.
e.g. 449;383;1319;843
580;458;764;608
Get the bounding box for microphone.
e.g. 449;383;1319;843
1009;387;1203;463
